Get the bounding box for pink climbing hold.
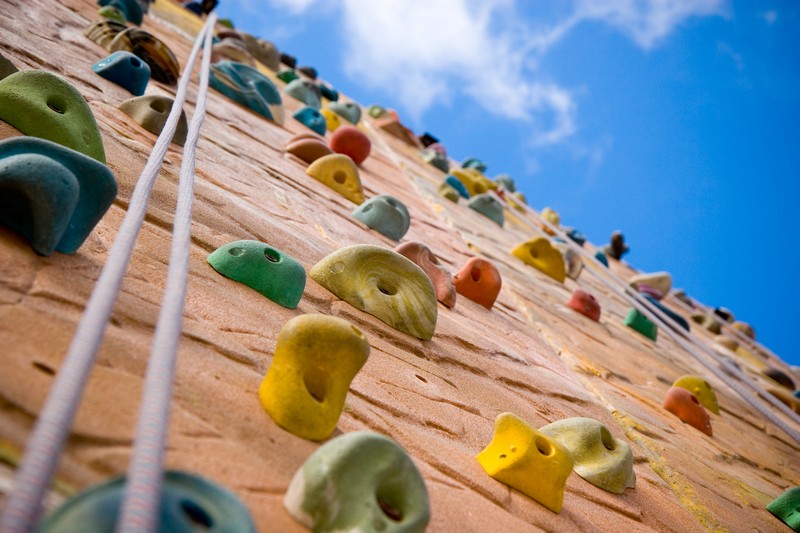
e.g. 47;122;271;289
566;289;601;322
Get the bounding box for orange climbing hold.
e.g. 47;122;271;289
452;257;501;310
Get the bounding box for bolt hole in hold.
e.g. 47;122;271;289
377;497;403;522
130;57;141;67
384;197;397;207
227;247;245;256
378;283;397;296
535;436;553;456
304;366;327;403
331;261;345;273
601;427;615;451
415;374;428;383
264;248;280;262
499;454;507;459
180;499;213;529
470;266;481;282
690;394;699;405
150;99;168;113
528;245;539;259
333;170;346;184
46;98;65;114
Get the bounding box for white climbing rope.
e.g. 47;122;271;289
116;11;217;533
0;13;219;533
504;196;800;443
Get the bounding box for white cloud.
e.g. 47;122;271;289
760;10;778;26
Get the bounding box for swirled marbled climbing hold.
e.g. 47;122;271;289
109;28;180;85
209;61;284;124
396;242;457;308
452;257;502;310
767;486;800;531
0;70;106;162
292;106;326;136
353;195;411;241
119;95;188;146
38;470;256;532
623;308;658;341
672;375;719;415
511;237;566;283
329;101;361;124
330;125;371;166
663;387;713;436
207;240;306;309
468;193;504;227
477;412;573;513
284;431;430;533
0;137;117;256
84;18;127;48
566;289;601;322
259;315;369;440
284;79;321;109
285;133;332;164
540;417;636;494
310;244;438;340
306;154;365;204
211;39;255;67
92;51;151;95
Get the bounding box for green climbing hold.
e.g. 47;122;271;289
119;95;188;146
0;70;106;163
767;486;800;531
208;240;306;309
310;244;438;340
352;194;411;241
276;67;299;84
98;5;127;24
98;0;143;26
467;193;504;226
624;308;657;341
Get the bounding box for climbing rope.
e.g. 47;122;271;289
116;11;217;533
0;13;219;533
505;196;800;443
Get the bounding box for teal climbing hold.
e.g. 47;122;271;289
98;0;143;26
39;470;255;532
119;95;188;146
595;251;608;267
0;70;106;163
643;294;689;331
461;156;487;173
767;486;800;531
109;28;180;85
284;79;321;109
207;240;306;309
97;5;127;24
352;195;410;241
0;52;18;81
624;308;657;341
444;175;469;198
293;106;326;135
467;193;504;226
92;51;151;95
566;228;586;247
0;136;117;256
494;174;515;192
319;82;339;102
276;68;298;84
329;101;361;124
209;61;283;124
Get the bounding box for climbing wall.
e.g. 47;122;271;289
1;0;798;531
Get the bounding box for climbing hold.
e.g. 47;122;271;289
494;174;515;192
0;52;18;81
241;34;280;71
292;106;327;136
276;67;299;84
673;289;694;307
318;82;339;102
297;65;318;80
395;242;457;308
259;315;369;440
421;148;449;173
0;70;106;163
714;307;735;322
97;5;127;24
594;251;608;267
452;257;502;310
767;486;800;531
280;52;297;69
467;193;504;227
566;289;601;322
461;156;487;173
329;101;361;124
767;386;800;414
305;154;365;204
285;133;333;165
672;375;719;415
565;228;586;247
506;191;527;212
714;334;738;351
92;51;151;95
418;132;439;147
731;321;755;339
98;0;143;26
623;308;657;341
764;367;796;390
330;126;371;166
38;470;255;532
376;116;421;147
540;417;636;494
211;39;255;67
477;412;573;513
438;182;460;203
603;230;629;260
642;294;689;331
119;95;188;146
511;238;566;283
663;387;713;436
690;312;722;334
284;79;321;109
310;244;438;340
636;284;664;300
209;61;283;124
554;242;583;281
0;137;117;255
320;107;341;132
285;431;430;532
629;272;672;299
367;104;388;118
84;18;127;48
540;207;560;230
444;175;470;199
109;28;180;85
207;240;305;309
450;168;496;197
182;0;203;15
352;195;411;241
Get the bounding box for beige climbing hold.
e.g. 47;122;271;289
305;154;365;204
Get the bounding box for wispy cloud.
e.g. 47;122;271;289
760;10;778;26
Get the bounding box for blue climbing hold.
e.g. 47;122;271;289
284;79;321;109
444;175;469;199
293;106;327;135
97;0;143;26
566;228;586;247
352;194;410;240
643;294;690;331
182;0;203;15
38;470;256;532
92;51;151;96
595;251;608;267
0;137;117;256
209;61;283;124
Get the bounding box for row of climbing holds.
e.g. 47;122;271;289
120;95;188;145
395;242;457;308
353;195;410;240
209;61;284;124
453;257;502;310
511;237;566;283
567;289;601;322
663;387;713;436
92;51;151;95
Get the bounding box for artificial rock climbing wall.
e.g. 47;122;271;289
1;0;799;531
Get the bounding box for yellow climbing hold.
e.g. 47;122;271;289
511;237;566;283
477;412;573;513
450;168;496;197
673;375;720;415
306;153;365;204
320;107;341;132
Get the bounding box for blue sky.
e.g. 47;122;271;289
216;0;799;367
